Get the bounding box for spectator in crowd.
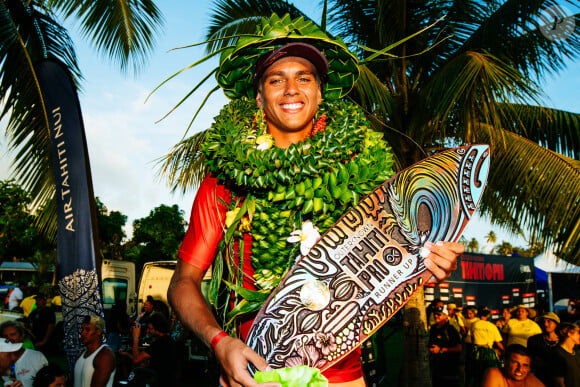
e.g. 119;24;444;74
8;282;26;311
73;315;116;387
429;306;462;387
28;294;56;356
1;321;34;350
447;303;466;336
503;305;542;347
0;337;48;387
427;299;445;328
32;364;65;387
0;339;23;387
558;299;580;324
120;313;176;387
463;306;479;346
482;344;544;387
105;302;131;353
551;322;580;387
467;306;504;386
496;307;513;331
527;312;561;386
135;297;155;337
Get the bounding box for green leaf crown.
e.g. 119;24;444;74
217;13;359;101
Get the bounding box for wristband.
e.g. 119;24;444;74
210;331;228;352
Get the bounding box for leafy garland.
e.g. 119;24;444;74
201;98;395;331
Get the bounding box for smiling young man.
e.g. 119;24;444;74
482;345;544;387
169;15;464;387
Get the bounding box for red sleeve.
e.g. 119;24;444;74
178;175;230;270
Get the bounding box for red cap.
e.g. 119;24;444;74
253;42;329;88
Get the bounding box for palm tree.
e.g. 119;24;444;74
1;0;164;236
467;237;480;253
157;0;580;385
485;231;497;245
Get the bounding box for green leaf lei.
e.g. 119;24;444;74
202;98;394;330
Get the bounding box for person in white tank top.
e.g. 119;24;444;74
73;315;115;387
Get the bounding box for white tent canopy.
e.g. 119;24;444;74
534;249;580;273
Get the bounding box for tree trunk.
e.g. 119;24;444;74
400;288;431;387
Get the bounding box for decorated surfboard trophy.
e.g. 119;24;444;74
245;144;490;372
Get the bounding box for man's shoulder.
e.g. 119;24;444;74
481;367;504;386
17;349;47;366
95;345;115;361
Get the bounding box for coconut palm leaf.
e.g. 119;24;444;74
46;0;164;71
458;0;580;77
495;104;580;159
1;0;78;212
156;131;209;194
205;0;308;52
475;124;580;264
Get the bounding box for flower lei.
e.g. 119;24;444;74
202;98;394;331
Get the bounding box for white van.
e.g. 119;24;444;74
137;261;176;315
101;259;136;316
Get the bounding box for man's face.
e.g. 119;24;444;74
256;56;322;141
568;327;580;345
146;323;158;337
49;375;66;387
80;323;101;345
504;353;531;381
2;326;23;344
466;309;475;319
542;318;557;334
144;301;153;313
516;308;528;320
434;313;448;326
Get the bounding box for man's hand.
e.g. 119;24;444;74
215;336;280;387
423;241;464;283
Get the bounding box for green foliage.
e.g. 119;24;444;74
0;180;54;262
95;197;128;260
130;204;187;269
1;0;164;240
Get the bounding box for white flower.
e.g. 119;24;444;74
287;221;321;256
256;134;273;151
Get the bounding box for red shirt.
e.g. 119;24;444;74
179;175;363;383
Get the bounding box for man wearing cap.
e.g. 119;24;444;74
447;303;466;335
73;315;115;387
527;312;560;385
503;305;542;347
169;14;464;387
0;338;48;387
428;307;462;387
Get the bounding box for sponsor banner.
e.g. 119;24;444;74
35;60;103;367
428;253;536;318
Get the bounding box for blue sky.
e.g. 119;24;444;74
1;1;579;251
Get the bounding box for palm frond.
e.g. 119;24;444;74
156;131;209;194
458;0;580;79
496;103;580;159
48;0;164;72
476;124;580;264
1;1;78;215
423;51;542;141
205;0;308;53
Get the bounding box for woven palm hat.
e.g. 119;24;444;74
217;13;359;101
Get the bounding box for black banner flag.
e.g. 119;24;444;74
35;59;103;367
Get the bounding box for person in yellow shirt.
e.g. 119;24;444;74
467;307;505;385
502;305;542;347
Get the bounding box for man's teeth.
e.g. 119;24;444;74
282;103;303;109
